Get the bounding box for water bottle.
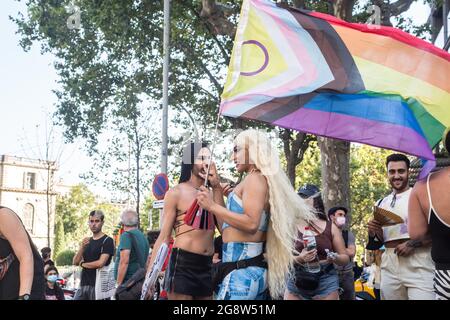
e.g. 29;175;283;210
303;226;321;273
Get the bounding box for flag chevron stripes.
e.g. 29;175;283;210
308;10;450;63
220;0;450;178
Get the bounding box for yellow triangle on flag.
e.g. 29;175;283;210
222;3;289;101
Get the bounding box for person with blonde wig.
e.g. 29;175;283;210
197;129;316;299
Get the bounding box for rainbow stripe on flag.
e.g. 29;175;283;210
220;0;450;177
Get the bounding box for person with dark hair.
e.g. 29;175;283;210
284;185;349;300
147;230;160;250
0;206;45;300
367;153;434;300
41;247;55;271
297;184;327;220
146;142;217;300
408;128;450;300
44;266;65;300
72;210;115;300
328;206;356;300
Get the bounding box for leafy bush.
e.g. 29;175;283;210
56;249;76;266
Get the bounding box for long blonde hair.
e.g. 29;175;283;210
235;129;316;298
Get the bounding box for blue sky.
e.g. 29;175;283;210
0;1;91;187
0;0;437;192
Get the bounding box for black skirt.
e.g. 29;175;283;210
164;247;213;297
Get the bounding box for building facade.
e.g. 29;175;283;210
0;155;58;250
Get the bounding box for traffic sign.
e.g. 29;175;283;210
152;173;169;200
152;200;164;209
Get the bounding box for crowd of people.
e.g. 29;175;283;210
0;128;449;300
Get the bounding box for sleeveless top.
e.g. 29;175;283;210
295;220;333;261
0;206;45;300
222;191;269;232
173;209;194;237
426;174;450;266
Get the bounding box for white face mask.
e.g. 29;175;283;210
336;216;346;227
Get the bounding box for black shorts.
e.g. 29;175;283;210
164;247;213;297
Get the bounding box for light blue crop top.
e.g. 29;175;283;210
222;191;269;232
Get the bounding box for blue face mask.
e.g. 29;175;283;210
47;275;58;283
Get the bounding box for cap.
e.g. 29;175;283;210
297;184;320;198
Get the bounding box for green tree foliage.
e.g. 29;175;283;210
11;0;239;145
80;106;160;223
142;195;161;232
55;184;121;250
294;140;322;189
53;214;66;259
55;249;76;266
349;145;392;260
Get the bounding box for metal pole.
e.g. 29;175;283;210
161;0;170;175
444;0;449;45
159;0;170;230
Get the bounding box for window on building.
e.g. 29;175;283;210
24;172;36;190
23;203;34;234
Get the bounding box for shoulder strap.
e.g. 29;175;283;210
376;198;383;206
100;235;110;255
342;230;349;248
426;173;434;223
125;231;145;268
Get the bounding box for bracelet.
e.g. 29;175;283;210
80;261;84;268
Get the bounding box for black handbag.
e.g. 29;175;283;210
294;266;321;291
115;232;147;300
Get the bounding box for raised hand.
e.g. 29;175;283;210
196;185;215;211
199;162;221;188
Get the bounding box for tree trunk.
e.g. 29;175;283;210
316;0;354;215
333;0;355;21
281;129;313;186
317;137;351;213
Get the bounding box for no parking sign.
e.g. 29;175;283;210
152;173;169;200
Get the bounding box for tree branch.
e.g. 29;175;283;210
200;0;236;36
389;0;416;16
195;54;223;95
182;2;231;65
